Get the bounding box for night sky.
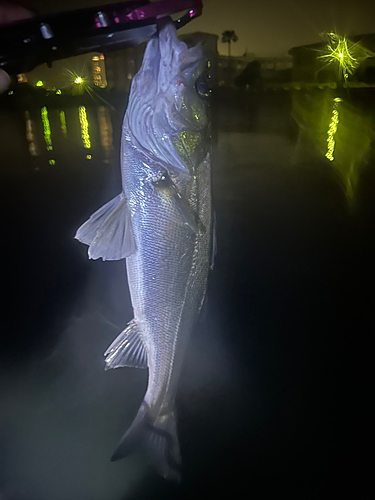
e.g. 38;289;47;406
14;0;375;56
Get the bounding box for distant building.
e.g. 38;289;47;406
217;52;256;85
92;54;108;88
218;52;293;86
257;57;293;80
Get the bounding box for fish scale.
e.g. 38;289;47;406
124;137;210;415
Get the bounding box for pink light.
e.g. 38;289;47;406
114;16;120;23
189;9;195;17
96;21;101;28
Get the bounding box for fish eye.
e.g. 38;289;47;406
153;172;171;187
195;81;211;99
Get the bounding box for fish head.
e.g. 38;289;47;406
125;21;210;178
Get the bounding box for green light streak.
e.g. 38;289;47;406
78;106;91;149
41;106;53;151
60;111;67;138
325;97;342;161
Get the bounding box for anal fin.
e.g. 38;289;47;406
104;320;147;370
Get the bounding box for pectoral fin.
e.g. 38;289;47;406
75;193;136;261
153;174;198;233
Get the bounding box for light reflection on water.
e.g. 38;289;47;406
98;106;114;153
291;88;374;200
24;111;38;157
17;90;375;205
41;106;53;152
78;106;91;150
59;111;67;138
22;104;115;168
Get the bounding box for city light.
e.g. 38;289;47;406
62;69;89;95
49;159;56;165
318;32;374;79
36;80;44;87
56;89;62;95
41;106;53;151
78;106;91;149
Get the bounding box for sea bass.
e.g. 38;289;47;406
75;22;212;481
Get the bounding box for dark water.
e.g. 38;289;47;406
1;88;374;500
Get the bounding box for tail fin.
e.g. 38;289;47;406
111;402;182;482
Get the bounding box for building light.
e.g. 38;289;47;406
92;54;107;88
17;73;28;83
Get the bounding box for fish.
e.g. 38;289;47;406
75;21;213;482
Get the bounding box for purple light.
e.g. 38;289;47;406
96;21;101;28
114;16;120;23
189;9;195;17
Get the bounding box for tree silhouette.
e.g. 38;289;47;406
221;30;239;57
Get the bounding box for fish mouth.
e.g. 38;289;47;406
125;21;209;177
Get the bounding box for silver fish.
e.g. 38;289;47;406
75;22;213;481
